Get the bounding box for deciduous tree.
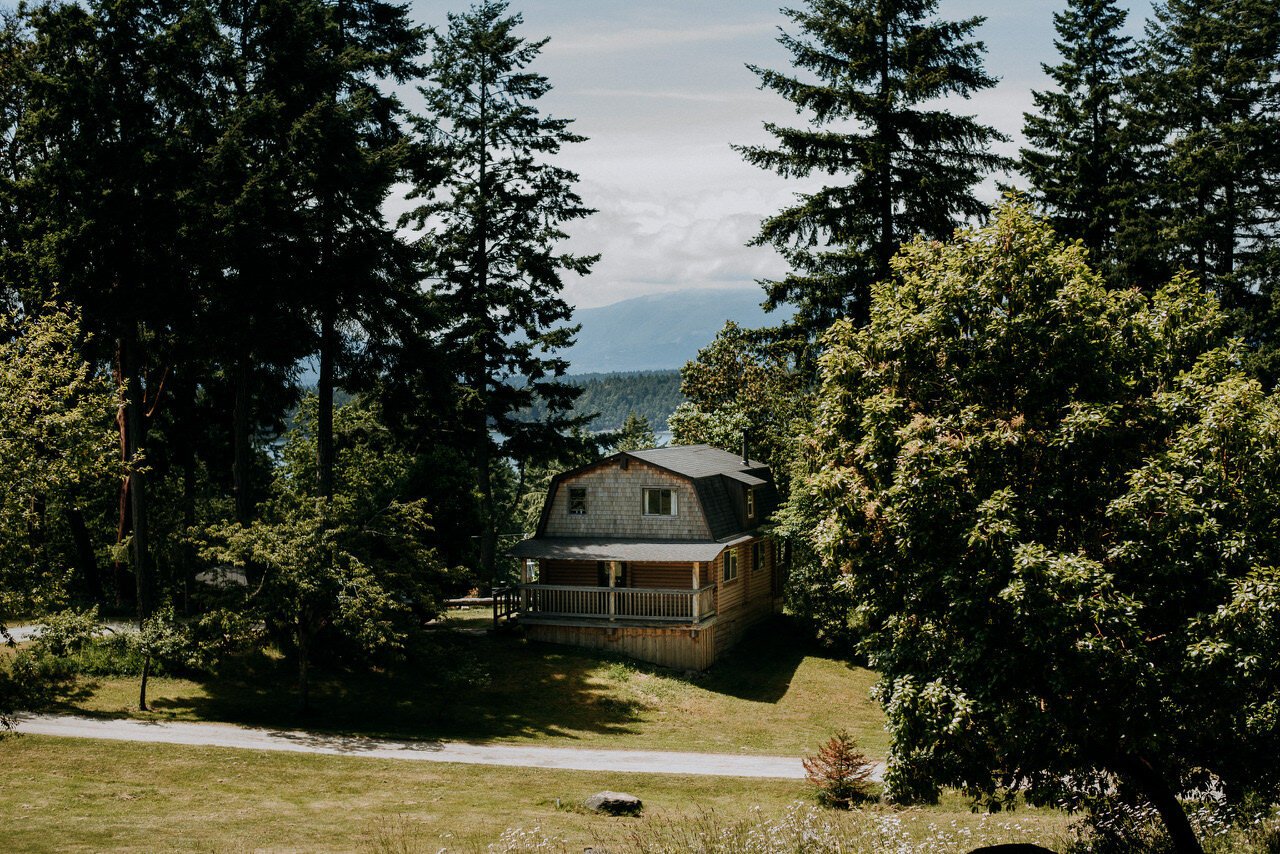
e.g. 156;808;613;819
802;200;1279;853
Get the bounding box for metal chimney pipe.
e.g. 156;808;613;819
741;432;749;466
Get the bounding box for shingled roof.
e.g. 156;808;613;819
520;443;780;555
626;444;768;479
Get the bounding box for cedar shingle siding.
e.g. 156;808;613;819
543;459;711;540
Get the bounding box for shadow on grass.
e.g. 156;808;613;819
134;631;651;744
49;615;834;745
692;618;812;703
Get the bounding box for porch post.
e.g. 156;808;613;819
608;560;618;621
692;562;702;622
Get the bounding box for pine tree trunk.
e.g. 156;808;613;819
180;446;197;615
119;330;152;622
113;372;131;609
1115;754;1204;854
297;623;311;714
317;301;336;499
65;506;103;603
232;355;253;522
477;441;496;581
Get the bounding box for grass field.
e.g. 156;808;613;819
50;613;891;758
0;734;1075;853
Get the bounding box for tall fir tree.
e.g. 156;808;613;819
402;0;596;581
302;0;424;499
737;0;1008;351
16;0;222;619
205;0;331;522
1018;0;1137;281
1130;0;1280;376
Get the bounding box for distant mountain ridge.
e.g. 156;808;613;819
564;287;788;374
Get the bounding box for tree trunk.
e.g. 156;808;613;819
477;440;496;582
180;445;197;615
296;624;311;714
119;330;152;622
317;301;336;500
1115;754;1204;854
65;506;104;603
232;355;253;522
112;375;131;609
138;652;151;712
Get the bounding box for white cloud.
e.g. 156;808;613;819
543;21;778;55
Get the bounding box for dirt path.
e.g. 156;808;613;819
14;714;878;781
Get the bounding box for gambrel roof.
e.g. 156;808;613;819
514;444;780;561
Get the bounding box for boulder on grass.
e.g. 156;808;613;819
583;791;643;816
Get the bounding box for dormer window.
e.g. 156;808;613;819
643;487;676;516
568;487;587;515
746;487;756;520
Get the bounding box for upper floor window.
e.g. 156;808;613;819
568;487;587;515
724;548;739;582
643;487;676;516
746;487;756;520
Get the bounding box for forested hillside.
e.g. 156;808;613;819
518;370;683;432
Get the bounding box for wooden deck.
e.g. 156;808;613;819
495;583;717;627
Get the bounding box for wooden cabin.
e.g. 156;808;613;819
501;444;784;670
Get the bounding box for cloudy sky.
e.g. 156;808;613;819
406;1;1154;309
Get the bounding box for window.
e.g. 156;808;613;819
568;487;587;515
752;541;764;572
724;549;739;582
643;487;676;516
746;487;756;520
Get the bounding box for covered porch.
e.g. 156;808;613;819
498;537;740;628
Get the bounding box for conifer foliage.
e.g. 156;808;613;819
1129;0;1280;376
802;730;877;809
1018;0;1137;280
737;0;1008;344
402;0;597;578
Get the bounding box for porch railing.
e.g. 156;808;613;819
510;583;718;624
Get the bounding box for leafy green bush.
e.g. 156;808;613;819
30;606;101;658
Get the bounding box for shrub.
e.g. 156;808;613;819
30;606;101;658
803;729;877;809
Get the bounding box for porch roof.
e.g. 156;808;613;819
509;535;751;563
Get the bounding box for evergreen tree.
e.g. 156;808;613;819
204;0;330;522
402;0;596;581
17;0;222;620
737;0;1007;348
302;0;424;499
1130;0;1280;372
612;412;657;452
1018;0;1137;280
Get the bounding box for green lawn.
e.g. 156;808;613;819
0;734;1075;853
52;614;891;758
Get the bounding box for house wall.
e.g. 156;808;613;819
526;623;717;671
543;459;711;540
540;561;710;589
712;536;780;657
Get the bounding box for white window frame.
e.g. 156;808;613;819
642;487;677;516
752;541;764;572
724;549;739;582
746;487;756;520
